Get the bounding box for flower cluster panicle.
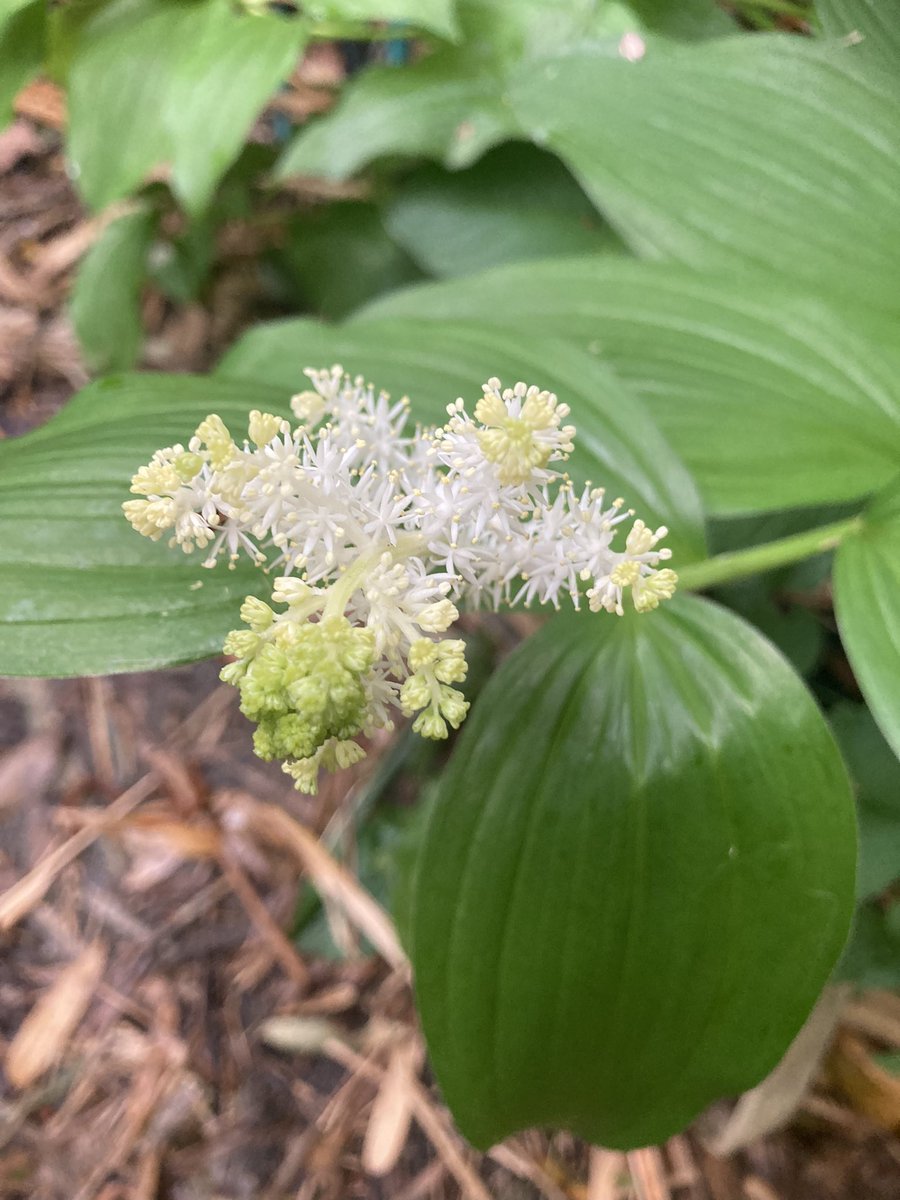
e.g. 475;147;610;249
124;366;677;792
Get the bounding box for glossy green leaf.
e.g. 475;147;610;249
0;0;45;128
363;259;900;514
219;317;707;564
70;206;156;372
507;36;900;312
407;596;857;1149
816;0;900;70
460;0;645;57
275;0;646;182
68;0;308;213
0;374;289;677
829;702;900;899
275;48;515;182
834;479;900;761
384;144;623;278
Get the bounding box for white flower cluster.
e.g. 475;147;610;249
124;366;676;792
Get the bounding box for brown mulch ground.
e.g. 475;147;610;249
2;86;900;1200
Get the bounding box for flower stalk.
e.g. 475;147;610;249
678;516;862;593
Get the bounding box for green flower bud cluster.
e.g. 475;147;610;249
399;638;470;740
283;738;367;794
221;605;376;767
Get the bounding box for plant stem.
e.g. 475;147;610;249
678;515;862;593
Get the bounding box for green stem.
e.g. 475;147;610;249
323;550;383;621
321;534;425;621
678;515;862;593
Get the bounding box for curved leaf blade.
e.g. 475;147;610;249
218;317;707;563
408;596;857;1149
508;36;900;312
69;0;308;213
361;259;900;514
275;49;514;182
70;206;155;372
275;0;656;182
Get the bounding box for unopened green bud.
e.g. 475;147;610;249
399;674;431;715
413;709;448;739
174;450;204;481
240;596;274;632
223;628;261;659
438;685;469;727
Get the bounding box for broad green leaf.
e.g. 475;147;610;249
310;0;459;39
219;318;707;563
275;48;515;182
0;374;289;677
68;0;308;213
459;0;732;56
834;479;900;760
385;143;624;278
163;3;307;214
0;0;45;128
407;595;857;1149
275;0;649;182
460;0;645;57
829;702;900;899
277;203;424;320
507;36;900;312
68;0;177;210
816;0;900;70
362;259;900;514
70;206;156;372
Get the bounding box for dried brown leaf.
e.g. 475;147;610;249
586;1148;627;1200
828;1030;900;1134
236;797;407;970
627;1146;671;1200
362;1037;419;1177
6;943;106;1088
0;773;157;930
14;79;67;129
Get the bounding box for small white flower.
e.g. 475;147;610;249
125;366;677;791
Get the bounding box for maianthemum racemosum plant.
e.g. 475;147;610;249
123;366;677;792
